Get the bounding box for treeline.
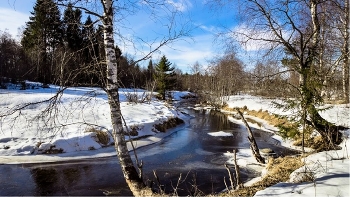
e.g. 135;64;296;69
0;0;155;89
0;0;348;103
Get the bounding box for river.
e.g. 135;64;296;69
0;107;299;196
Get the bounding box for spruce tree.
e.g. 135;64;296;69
82;16;95;64
63;3;83;51
154;55;175;100
21;0;63;84
147;59;154;81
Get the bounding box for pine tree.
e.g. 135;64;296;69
154;55;175;100
21;0;63;84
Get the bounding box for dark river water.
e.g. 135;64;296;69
0;107;299;196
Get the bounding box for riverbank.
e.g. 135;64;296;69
219;94;350;197
0;82;193;163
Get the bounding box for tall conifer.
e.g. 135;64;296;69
63;3;83;51
154;55;175;100
21;0;63;84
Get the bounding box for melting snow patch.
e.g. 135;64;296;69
208;131;233;137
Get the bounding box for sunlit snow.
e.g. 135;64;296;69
208;131;233;137
0;85;349;197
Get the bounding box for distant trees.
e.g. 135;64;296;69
175;52;246;106
251;60;295;98
0;0;156;89
0;30;27;86
154;55;175;100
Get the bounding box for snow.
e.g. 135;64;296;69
221;94;350;197
254;131;350;197
1;86;349;197
208;131;233;137
0;82;190;162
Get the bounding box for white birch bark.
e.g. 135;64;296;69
342;0;349;103
101;0;151;196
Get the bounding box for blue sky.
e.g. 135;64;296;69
0;0;246;73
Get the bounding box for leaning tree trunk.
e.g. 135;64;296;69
102;1;152;196
235;108;265;164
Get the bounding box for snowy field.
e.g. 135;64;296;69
0;85;349;196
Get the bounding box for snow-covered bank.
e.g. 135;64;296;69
254;129;350;197
225;94;349;128
0;82;193;163
221;94;350;197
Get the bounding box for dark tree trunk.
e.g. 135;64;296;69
235;108;265;164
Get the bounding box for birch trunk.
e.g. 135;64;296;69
101;1;151;196
342;0;349;103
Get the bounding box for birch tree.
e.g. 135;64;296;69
101;1;147;195
81;0;188;195
338;0;349;103
3;0;190;195
58;0;190;195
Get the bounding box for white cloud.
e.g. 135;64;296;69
166;0;192;12
148;34;217;72
0;8;29;37
232;24;292;52
232;24;278;51
123;34;217;73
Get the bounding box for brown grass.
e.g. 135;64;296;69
222;106;291;129
222;156;304;196
220;106;309;196
86;127;110;146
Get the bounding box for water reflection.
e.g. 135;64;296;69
31;168;59;195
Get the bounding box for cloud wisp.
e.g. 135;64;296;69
0;8;29;38
166;0;192;12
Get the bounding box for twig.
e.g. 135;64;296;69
225;163;235;191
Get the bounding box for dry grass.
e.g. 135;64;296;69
220;106;311;196
86;127;110;146
324;99;348;105
293;135;334;151
221;156;304;197
222;106;292;129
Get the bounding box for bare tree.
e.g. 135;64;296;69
338;0;349;103
223;0;345;145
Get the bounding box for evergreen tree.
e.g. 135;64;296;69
81;16;95;64
154;55;175;100
146;59;154;81
63;3;83;51
21;0;63;84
